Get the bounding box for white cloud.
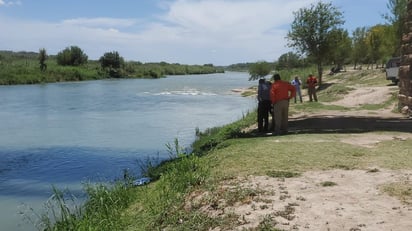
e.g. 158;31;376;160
0;0;318;65
62;17;138;29
0;0;21;6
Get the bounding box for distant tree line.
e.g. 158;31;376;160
0;48;224;85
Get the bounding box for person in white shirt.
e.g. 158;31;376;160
291;76;303;103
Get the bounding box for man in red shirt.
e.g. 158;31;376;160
306;74;318;102
270;74;296;135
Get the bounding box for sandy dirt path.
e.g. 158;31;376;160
211;76;412;230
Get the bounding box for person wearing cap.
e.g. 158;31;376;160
270;73;296;135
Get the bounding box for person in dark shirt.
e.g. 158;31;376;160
257;79;272;132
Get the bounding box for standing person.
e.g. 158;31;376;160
257;79;272;132
306;74;318;102
290;76;303;103
270;74;296;135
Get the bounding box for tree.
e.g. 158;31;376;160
248;61;272;81
287;1;344;85
276;52;303;69
38;48;48;71
383;0;408;56
326;29;352;70
366;25;392;68
99;51;125;77
352;27;369;69
56;46;88;66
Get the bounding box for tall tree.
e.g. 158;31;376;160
326;29;352;70
38;48;48;71
352;27;369;69
383;0;408;56
366;25;386;68
287;1;344;85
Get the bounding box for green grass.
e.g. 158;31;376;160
266;170;301;178
208;132;412;179
0;51;224;85
317;84;355;102
381;182;412;205
38;69;411;230
290;101;349;114
321;181;338;187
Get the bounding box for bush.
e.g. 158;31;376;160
56;46;88;66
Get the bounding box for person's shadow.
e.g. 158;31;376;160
288;115;411;134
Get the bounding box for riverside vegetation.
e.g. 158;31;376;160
0;50;224;85
27;68;412;230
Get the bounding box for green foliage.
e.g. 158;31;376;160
99;51;125;77
56;46;88;66
129;146;211;230
225;62;255;72
35;182;137;231
326;29;352;67
99;51;124;69
287;1;344;84
276;66;318;84
367;24;395;67
276;52;308;69
38;187;83;231
266;170;301;178
383;0;408;56
320;181;337;187
381;182;412;204
38;48;48;71
352;27;370;68
317;84;354;102
0;50;224;84
248;61;273;81
36;138;210;230
192;111;256;155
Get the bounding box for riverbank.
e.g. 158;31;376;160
42;69;412;230
0;50;224;85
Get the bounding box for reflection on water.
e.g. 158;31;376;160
0;72;256;230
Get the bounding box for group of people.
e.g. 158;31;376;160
257;73;318;135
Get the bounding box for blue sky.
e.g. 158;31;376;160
0;0;391;65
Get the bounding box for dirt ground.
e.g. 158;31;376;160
210;79;412;230
215;169;412;231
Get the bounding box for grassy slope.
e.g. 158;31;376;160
48;69;409;231
210;69;410;177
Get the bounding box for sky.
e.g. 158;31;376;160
0;0;392;66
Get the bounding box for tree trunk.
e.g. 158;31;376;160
317;63;323;86
398;0;412;116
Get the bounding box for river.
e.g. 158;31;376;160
0;72;256;230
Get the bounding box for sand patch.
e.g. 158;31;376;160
333;86;393;107
199;169;412;231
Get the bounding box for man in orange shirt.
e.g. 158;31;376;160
270;74;296;135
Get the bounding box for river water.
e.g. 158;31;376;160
0;72;256;230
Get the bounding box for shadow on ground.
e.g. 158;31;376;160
288;115;412;134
